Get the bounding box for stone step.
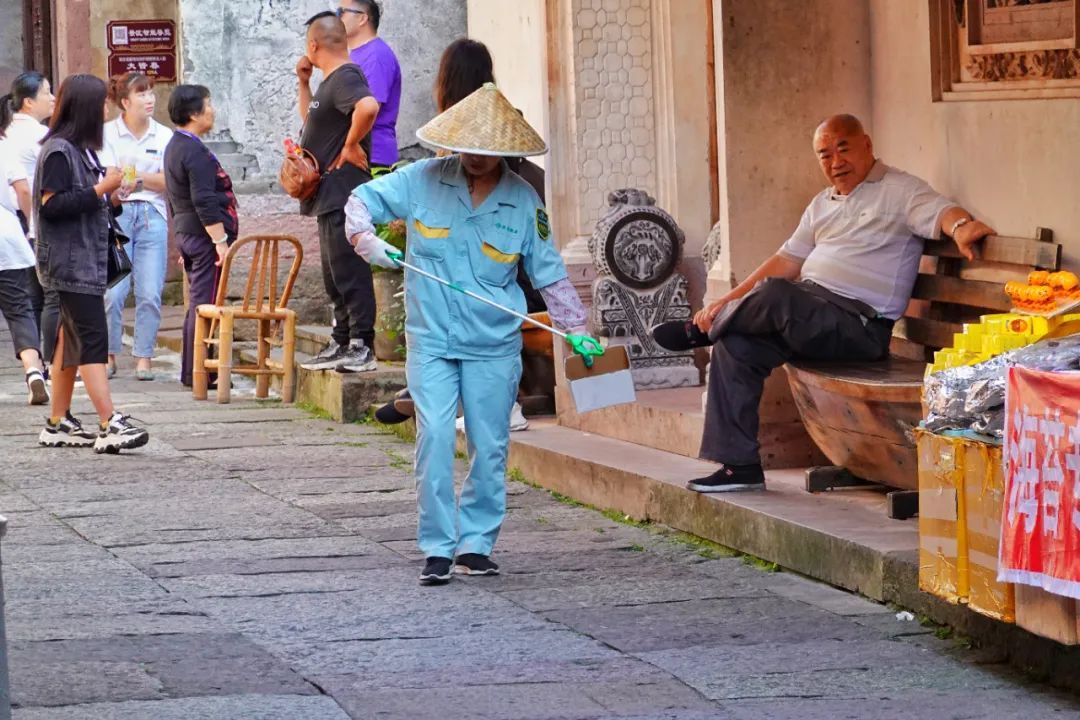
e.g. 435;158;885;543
557;376;828;469
203;139;240;154
216;153;260;182
297;324;332;357
232;342;406;421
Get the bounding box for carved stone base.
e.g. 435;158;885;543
592;275;699;391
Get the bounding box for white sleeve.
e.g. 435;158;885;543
905;177;956;240
777;203;816;262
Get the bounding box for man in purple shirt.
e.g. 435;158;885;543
337;0;402;168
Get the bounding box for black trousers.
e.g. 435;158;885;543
27;265;59;362
700;278;893;466
0;268;42;359
178;232;220;387
318;208;375;349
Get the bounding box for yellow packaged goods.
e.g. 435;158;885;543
962;442;1015;623
916;431;969;603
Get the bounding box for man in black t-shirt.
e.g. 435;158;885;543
296;12;381;372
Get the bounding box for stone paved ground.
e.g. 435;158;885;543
1;325;1079;719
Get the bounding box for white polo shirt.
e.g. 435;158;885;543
4;113;48;182
0;153;35;272
779;161;957;320
4;113;48;239
100;116;173;220
0;138;27;214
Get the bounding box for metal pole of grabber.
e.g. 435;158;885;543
0;515;10;720
396;260;570;340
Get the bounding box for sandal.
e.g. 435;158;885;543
134;368;155;381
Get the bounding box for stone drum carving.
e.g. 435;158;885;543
589;189;700;390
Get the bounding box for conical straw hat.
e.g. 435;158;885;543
416;83;548;157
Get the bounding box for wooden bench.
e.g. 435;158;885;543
784;228;1062;515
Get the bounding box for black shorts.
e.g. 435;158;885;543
56;290;108;369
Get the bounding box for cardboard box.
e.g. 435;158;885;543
962;442;1016;623
917;431;969;603
1015;584;1078;645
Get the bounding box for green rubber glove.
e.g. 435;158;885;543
566;333;604;368
387;248;404;266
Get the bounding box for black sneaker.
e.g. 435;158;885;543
335;340;377;373
300;341;345;370
26;369;49;406
455;553;500;576
687;463;766;493
39;412;97;448
94;412;149;454
419;556;453;585
651;320;713;352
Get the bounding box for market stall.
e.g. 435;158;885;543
919;270;1080;643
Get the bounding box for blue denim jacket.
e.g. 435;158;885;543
33;138;111;295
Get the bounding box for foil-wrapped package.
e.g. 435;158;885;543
922;333;1080;436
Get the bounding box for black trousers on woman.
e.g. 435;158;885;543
178;232;220;387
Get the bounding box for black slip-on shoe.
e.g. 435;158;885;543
374;401;410;424
651;320;713;352
392;388;414;417
455;553;500;576
420;556;453;585
688;463;765;493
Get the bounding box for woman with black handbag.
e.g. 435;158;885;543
32;74;149;453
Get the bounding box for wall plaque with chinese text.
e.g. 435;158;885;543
107;20;177;52
998;366;1080;599
107;53;178;83
106;19;178;83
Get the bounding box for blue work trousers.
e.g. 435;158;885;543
408;351;522;559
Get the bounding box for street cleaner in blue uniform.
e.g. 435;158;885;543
345;83;596;585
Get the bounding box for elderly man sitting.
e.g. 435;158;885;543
653;114;994;493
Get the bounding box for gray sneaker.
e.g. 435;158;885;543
300;341;345;370
39;413;97;448
94;412;149;455
335;340;377;373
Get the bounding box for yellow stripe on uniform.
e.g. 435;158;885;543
481;243;519;264
414;219;450;238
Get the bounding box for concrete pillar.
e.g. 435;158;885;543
545;0;715;298
705;0;873;302
53;0;93;79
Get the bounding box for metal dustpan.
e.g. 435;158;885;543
564;345;636;413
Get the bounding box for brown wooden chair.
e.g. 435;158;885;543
192;235;303;404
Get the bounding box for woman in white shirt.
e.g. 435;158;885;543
0;99;49;405
100;73;173;381
5;71;57;366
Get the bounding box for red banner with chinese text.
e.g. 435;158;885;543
999;367;1080;599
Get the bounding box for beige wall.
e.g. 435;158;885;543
89;0;180;126
708;0;872;296
869;0;1080;268
467;0;549;164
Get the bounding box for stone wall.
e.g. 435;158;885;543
180;0;467;178
0;1;24;87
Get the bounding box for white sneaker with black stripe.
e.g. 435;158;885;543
39;413;97;448
94;412;149;454
26;369;49;406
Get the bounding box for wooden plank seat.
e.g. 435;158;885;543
785;228;1061;493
